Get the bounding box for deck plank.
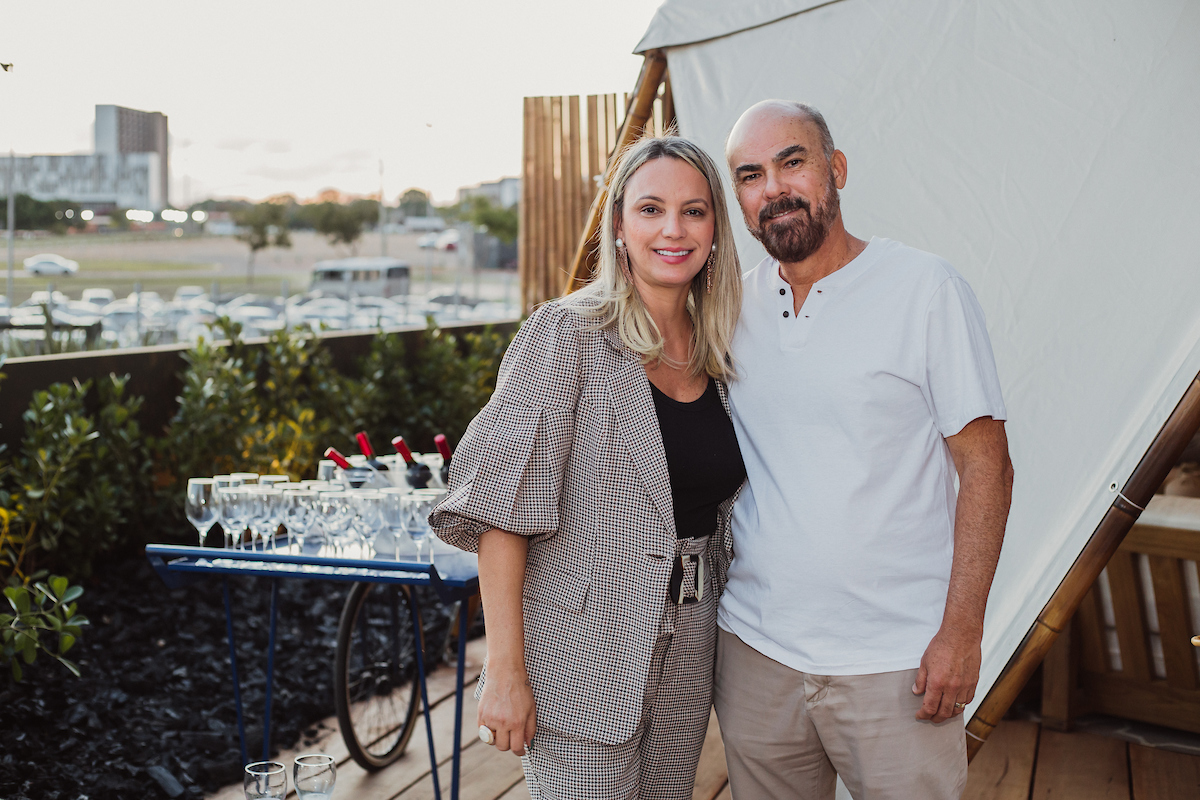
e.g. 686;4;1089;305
693;709;728;800
1130;743;1200;799
394;738;526;800
328;684;483;800
964;719;1039;800
1031;729;1129;799
497;776;533;800
206;637;486;800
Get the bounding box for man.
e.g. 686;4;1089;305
715;100;1014;799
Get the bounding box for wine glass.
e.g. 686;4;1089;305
403;489;444;563
351;491;385;558
212;475;245;548
378;488;409;559
280;488;315;552
185;478;217;546
316;492;355;557
231;472;260;485
244;761;286;799
259;475;291;487
249;487;284;551
219;487;251;549
293;754;336;799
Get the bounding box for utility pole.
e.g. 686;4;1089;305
7;150;14;304
4;62;13;304
379;160;387;257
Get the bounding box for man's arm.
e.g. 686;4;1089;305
914;416;1014;723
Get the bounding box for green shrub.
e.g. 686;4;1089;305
155;319;361;499
354;319;512;453
0;374;150;580
1;576;88;682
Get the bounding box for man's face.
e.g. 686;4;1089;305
728;114;842;264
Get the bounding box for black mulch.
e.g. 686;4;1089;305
0;549;474;800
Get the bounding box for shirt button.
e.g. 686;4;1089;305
779;288;786;295
782;311;789;318
817;289;822;293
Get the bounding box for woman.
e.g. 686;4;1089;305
430;134;745;799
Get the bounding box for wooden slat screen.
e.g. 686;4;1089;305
519;88;675;313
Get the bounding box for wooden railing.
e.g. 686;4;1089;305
1042;495;1200;734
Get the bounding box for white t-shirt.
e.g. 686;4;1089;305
719;237;1007;675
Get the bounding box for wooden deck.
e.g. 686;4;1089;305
210;638;1200;800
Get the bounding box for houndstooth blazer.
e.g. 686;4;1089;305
430;299;741;746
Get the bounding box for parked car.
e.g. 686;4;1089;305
80;288;116;307
23;253;80;275
435;229;460;251
417;232;439;249
20;290;69;308
173;285;206;304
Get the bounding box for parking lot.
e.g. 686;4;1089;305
1;230;519;352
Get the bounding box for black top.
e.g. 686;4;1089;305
650;377;747;539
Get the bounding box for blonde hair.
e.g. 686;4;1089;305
563;135;742;381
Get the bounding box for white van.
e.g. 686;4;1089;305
310;257;411;299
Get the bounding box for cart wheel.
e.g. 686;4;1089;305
335;582;422;770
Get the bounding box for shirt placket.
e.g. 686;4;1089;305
778;277;829;350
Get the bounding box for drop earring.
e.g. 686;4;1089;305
705;243;716;294
615;238;633;282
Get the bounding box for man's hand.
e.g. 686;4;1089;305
478;665;538;756
913;623;982;723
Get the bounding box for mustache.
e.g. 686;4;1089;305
758;195;811;227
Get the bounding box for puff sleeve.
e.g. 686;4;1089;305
429;301;583;552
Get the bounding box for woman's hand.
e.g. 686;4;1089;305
478;662;537;756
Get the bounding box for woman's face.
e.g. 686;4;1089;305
616;157;715;294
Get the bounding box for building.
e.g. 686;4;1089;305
5;105;169;211
456;176;520;208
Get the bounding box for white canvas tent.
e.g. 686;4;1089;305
622;0;1200;751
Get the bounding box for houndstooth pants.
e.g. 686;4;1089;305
521;535;716;800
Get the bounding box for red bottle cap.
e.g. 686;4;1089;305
356;431;375;459
324;447;352;470
434;434;453;460
391;436;416;464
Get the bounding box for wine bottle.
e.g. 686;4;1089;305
324;447;373;489
434;433;453;486
356;431;390;473
391;436;433;489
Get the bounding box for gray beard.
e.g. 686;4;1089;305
750;176;840;264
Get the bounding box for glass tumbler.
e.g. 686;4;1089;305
244;761;286;800
294;753;336;799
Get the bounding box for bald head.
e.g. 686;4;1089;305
726;100;835;167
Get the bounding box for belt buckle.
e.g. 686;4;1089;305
668;553;705;605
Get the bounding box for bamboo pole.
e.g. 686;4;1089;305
562;50;668;294
518;97;534;308
661;71;676;132
965;373;1200;759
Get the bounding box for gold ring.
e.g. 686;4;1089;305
954;702;966;709
478;725;496;745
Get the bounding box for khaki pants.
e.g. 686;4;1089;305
714;628;967;800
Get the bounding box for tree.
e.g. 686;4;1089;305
0;195;84;234
399;188;430;218
301;201;377;254
233;202;291;285
470;197;519;245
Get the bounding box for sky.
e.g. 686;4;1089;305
1;0;662;205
